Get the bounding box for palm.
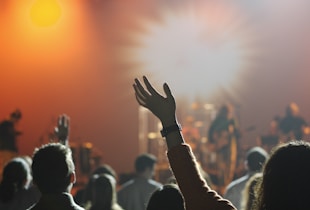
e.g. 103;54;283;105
133;76;176;123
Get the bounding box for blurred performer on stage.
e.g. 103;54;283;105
207;103;241;193
257;117;281;154
0;109;22;153
279;102;309;141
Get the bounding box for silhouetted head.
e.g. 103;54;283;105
0;157;31;202
10;109;22;122
135;153;157;175
90;173;118;210
147;184;185;210
246;147;268;172
31;143;75;194
217;103;233;119
92;164;117;179
256;140;310;210
285;102;299;117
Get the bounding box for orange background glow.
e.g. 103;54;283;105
2;0;310;177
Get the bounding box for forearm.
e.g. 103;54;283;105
165;131;184;149
168;144;236;210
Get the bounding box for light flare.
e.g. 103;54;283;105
123;3;256;99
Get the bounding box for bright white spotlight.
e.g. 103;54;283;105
124;3;256;99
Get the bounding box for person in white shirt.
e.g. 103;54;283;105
117;153;162;210
224;146;268;209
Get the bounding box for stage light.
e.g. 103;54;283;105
123;3;256;100
30;0;62;27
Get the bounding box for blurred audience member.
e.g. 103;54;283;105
256;140;310;210
74;164;117;207
224;146;268;209
117;153;162;210
28;143;84;210
86;173;123;210
240;172;262;210
146;184;185;210
0;157;39;210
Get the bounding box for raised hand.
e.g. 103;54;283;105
133;76;177;126
54;114;70;146
133;76;183;147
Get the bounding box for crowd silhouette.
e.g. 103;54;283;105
0;76;310;210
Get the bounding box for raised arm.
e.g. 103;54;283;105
133;76;236;210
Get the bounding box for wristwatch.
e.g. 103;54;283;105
160;124;182;138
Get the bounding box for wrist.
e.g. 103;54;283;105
160;123;182;138
161;116;178;127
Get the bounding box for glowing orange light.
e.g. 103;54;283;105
30;0;62;27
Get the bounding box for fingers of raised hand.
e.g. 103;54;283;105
134;78;150;99
64;115;69;128
58;114;69;128
134;92;147;107
163;83;175;104
143;76;161;97
133;83;147;106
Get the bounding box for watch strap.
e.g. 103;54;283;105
160;124;182;138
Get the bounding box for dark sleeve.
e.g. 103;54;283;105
167;144;236;210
